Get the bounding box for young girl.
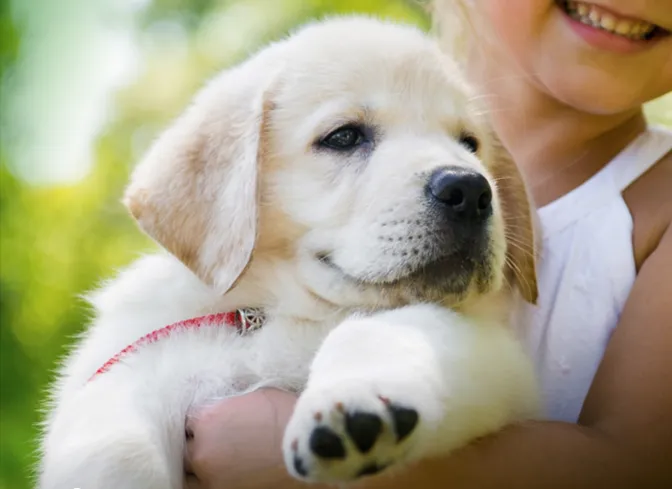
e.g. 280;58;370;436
184;1;672;487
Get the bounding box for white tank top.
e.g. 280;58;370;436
516;126;672;423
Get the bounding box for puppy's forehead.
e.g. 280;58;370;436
277;18;472;121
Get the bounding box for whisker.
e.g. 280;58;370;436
505;256;530;292
505;238;534;254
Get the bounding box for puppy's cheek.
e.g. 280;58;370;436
270;169;356;231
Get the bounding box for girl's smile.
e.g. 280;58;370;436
557;0;671;53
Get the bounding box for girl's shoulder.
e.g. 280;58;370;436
623;130;672;271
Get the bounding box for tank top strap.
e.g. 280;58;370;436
608;126;672;192
537;126;672;237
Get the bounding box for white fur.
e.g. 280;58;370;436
38;17;540;489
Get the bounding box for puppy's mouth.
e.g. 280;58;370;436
316;249;490;297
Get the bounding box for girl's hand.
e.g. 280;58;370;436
185;388;316;489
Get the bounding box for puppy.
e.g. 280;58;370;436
38;16;540;488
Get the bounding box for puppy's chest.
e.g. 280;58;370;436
251;316;340;371
182;315;339;403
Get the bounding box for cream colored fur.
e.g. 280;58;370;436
38;16;540;488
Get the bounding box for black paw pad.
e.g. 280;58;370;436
293;456;308;477
357;462;387;478
309;426;346;459
388;404;418;442
345;412;382;453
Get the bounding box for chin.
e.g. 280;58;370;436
538;61;671;116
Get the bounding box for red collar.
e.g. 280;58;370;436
88;308;264;382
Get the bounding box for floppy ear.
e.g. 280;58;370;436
490;134;539;304
123;55;280;293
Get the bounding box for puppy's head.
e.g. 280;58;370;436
125;17;537;308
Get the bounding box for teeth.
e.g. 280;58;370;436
599;13;616;31
562;1;659;40
615;20;633;35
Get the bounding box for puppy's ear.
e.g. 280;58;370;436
490;134;539;304
123;55;280;293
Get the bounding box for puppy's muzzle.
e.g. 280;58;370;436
426;166;493;224
395;165;495;296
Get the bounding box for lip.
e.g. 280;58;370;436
317;252;416;286
316;251;473;291
317;253;397;286
558;3;667;54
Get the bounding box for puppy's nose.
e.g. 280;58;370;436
427;166;492;221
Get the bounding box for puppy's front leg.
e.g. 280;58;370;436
39;379;181;489
283;303;540;484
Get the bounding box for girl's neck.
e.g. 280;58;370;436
472;60;647;208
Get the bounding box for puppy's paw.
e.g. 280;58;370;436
283;379;438;483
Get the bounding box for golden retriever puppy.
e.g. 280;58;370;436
38;16;539;488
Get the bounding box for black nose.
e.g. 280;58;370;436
427;166;492;221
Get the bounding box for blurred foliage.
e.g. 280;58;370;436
0;0;670;488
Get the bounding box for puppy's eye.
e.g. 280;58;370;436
458;131;479;153
320;125;365;150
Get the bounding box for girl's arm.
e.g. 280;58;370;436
186;224;672;489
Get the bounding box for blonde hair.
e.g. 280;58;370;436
430;0;492;70
430;0;473;65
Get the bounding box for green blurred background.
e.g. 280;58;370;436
0;1;669;487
